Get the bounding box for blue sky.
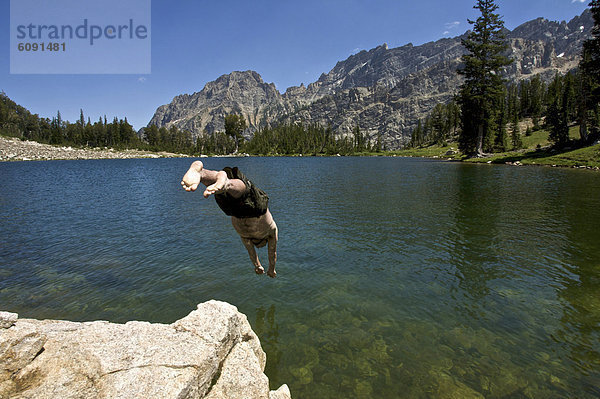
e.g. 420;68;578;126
0;0;592;130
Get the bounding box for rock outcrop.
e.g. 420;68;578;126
0;301;291;399
148;10;594;149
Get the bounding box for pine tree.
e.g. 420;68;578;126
224;114;247;153
510;114;523;149
547;74;570;147
580;0;600;139
423;116;434;145
528;74;545;122
506;83;519;121
353;124;365;151
410;127;417;148
458;0;513;156
410;119;423;147
582;0;600;92
431;103;447;144
519;79;530;118
494;91;508;152
49;110;64;144
578;70;591;142
415;120;423;146
446;99;461;138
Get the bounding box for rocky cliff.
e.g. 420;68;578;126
148;10;594;149
149;71;290;138
0;301;291;399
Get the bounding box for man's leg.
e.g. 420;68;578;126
240;237;265;274
181;161;246;198
267;230;278;278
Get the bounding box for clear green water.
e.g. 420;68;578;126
1;157;599;398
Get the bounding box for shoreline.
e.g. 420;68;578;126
2;135;599;172
0;135;188;162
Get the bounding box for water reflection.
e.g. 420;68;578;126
558;264;600;395
448;164;502;300
255;305;282;387
555;173;600;395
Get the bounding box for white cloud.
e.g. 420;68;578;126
137;77;147;83
443;21;460;35
444;21;460;30
571;0;586;2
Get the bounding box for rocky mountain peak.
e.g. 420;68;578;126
148;70;284;135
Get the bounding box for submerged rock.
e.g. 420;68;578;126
431;371;485;399
0;301;291;399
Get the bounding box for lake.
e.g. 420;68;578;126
1;157;599;398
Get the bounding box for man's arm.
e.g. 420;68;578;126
181;161;246;198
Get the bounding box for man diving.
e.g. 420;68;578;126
181;161;278;278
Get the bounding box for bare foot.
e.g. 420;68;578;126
267;267;276;278
255;265;265;275
181;161;203;192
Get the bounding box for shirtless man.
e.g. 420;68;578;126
181;161;278;277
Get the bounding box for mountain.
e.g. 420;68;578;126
148;10;594;149
149;71;284;136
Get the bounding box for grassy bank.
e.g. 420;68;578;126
392;126;600;170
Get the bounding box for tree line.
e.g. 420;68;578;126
0;90;378;156
0;94;143;150
244;123;379;155
0;92;200;154
452;0;600;156
410;69;600;151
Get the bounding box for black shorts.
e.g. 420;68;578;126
214;167;269;218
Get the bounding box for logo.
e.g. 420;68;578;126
10;0;151;74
